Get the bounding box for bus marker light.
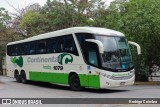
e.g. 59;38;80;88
106;82;110;86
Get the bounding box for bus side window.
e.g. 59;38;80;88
19;43;25;55
37;40;47;54
57;37;64;52
7;45;12;56
12;45;18;56
18;45;22;55
49;38;58;53
11;45;16;56
76;33;95;51
23;43;29;55
29;42;36;54
65;35;79;56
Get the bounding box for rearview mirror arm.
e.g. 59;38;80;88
128;41;141;55
85;39;104;54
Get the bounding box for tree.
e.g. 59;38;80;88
20;10;46;37
40;0;89;30
97;0;160;81
0;8;22;58
19;0;106;36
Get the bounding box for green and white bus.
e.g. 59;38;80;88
6;27;141;90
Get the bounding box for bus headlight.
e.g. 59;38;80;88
106;75;112;79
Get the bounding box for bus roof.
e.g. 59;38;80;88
7;27;125;45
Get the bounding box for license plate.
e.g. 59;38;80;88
120;82;125;86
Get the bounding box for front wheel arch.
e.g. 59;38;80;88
68;73;83;91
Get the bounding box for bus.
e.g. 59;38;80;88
6;27;141;90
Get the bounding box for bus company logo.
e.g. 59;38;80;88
10;56;23;67
58;53;73;65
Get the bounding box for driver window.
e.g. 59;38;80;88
88;51;98;67
76;33;100;67
86;42;99;67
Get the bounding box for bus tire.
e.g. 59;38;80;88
69;74;83;91
15;71;21;82
21;71;27;84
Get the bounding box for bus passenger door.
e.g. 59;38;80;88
85;43;100;88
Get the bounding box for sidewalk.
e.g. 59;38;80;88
134;81;160;85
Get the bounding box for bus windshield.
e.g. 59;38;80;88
95;36;133;70
76;33;133;72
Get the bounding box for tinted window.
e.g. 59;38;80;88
76;33;94;50
48;38;58;53
76;33;100;67
7;45;12;56
19;44;26;55
29;42;36;54
12;45;18;56
7;34;79;56
24;43;29;55
37;40;47;54
7;45;19;56
57;37;64;52
64;35;78;56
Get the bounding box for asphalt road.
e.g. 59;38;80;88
0;76;160;107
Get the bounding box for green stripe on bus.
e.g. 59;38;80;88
29;71;68;84
29;71;100;88
88;75;100;88
79;74;100;88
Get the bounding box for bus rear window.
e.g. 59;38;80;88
7;45;12;56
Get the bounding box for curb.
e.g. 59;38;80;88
134;81;160;85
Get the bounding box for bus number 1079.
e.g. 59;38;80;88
53;66;63;70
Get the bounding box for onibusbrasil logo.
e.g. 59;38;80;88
10;56;23;67
58;53;73;65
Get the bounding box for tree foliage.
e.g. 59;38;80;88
0;8;22;59
99;0;160;80
19;0;105;36
0;7;11;31
20;10;46;37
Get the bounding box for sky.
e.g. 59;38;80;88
1;0;47;13
0;0;115;13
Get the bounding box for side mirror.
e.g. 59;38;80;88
128;41;141;55
85;39;104;54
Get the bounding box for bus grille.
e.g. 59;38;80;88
111;75;133;80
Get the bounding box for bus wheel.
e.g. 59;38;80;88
15;71;21;82
69;74;83;91
21;71;27;84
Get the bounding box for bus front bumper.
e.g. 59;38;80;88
100;75;135;89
